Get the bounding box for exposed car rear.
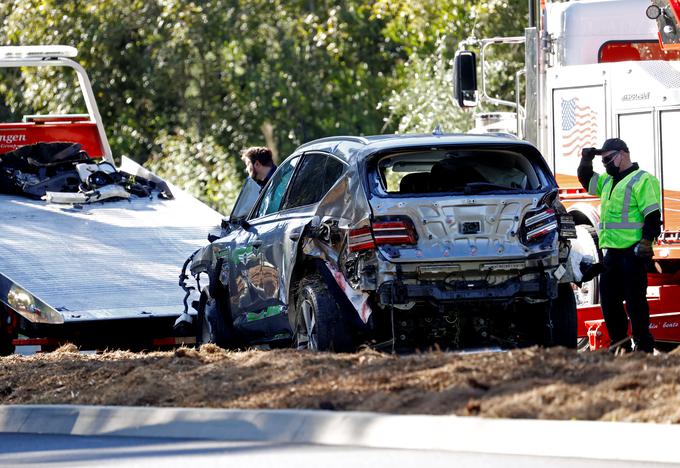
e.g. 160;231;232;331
340;138;576;349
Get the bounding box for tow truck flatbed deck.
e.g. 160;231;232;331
0;186;220;324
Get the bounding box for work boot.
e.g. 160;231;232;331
632;337;655;354
609;336;632;355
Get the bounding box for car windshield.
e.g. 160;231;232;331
375;148;542;195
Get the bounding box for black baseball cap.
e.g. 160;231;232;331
599;138;629;154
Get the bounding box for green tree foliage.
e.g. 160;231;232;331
0;0;527;213
150;129;242;213
378;0;529;133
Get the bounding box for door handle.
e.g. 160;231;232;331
252;239;263;248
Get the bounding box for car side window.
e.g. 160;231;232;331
322;156;345;193
283;153;345;210
230;177;261;222
252;156;299;218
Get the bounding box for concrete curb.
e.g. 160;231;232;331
1;405;679;463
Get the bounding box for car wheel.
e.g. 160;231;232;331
546;283;578;348
196;289;232;348
572;224;601;306
294;275;353;352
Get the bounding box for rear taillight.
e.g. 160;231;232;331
523;208;558;242
372;220;418;245
348;218;418;252
348;226;375;252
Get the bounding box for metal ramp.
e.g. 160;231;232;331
0;186;222;323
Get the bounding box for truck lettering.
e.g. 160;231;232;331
621;92;650;102
0;133;27;145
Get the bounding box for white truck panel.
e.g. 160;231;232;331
546;0;657;66
660;109;680;192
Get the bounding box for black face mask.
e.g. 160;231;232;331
603;152;620;176
605;162;620;176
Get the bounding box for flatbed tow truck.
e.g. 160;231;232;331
0;46;222;354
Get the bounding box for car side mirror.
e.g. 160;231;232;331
453;50;478;108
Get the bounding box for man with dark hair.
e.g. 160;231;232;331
578;138;662;353
240;146;277;188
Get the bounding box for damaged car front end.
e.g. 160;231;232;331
183;134;579;351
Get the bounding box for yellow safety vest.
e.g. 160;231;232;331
587;169;661;249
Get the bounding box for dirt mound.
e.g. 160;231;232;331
2;346;680;423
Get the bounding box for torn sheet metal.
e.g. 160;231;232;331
312;169;372;230
324;261;372;324
289;168;373;321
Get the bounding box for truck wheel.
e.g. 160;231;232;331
293;275;353;352
546;283;578;348
572;224;601;306
196;289;232;348
0;307;16;356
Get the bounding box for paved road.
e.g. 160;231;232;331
0;433;673;468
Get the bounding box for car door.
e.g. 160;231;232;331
255;152;346;300
237;155;300;308
227;155;300;341
232;152;346;342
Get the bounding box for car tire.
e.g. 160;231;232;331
196;288;232;348
546;282;578;348
294;275;353;352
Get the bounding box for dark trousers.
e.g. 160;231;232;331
600;247;655;351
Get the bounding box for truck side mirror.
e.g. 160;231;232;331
453;50;478;108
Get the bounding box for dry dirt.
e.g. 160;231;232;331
2;344;680;423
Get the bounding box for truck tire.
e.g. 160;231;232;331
0;307;16;356
546;283;578;348
196;289;232;349
573;224;601;306
293;275;354;352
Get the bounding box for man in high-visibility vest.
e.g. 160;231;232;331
578;138;661;353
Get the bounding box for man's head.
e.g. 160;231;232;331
599;138;631;176
241;146;274;182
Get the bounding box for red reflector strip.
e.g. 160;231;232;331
349;227;375;252
671;0;680;20
12;337;59;346
153;336;197;346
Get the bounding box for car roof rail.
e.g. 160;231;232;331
297;135;369;150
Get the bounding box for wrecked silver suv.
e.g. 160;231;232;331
182;133;579;351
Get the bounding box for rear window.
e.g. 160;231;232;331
374;149;544;195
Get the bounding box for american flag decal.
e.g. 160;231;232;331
561;97;598;157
